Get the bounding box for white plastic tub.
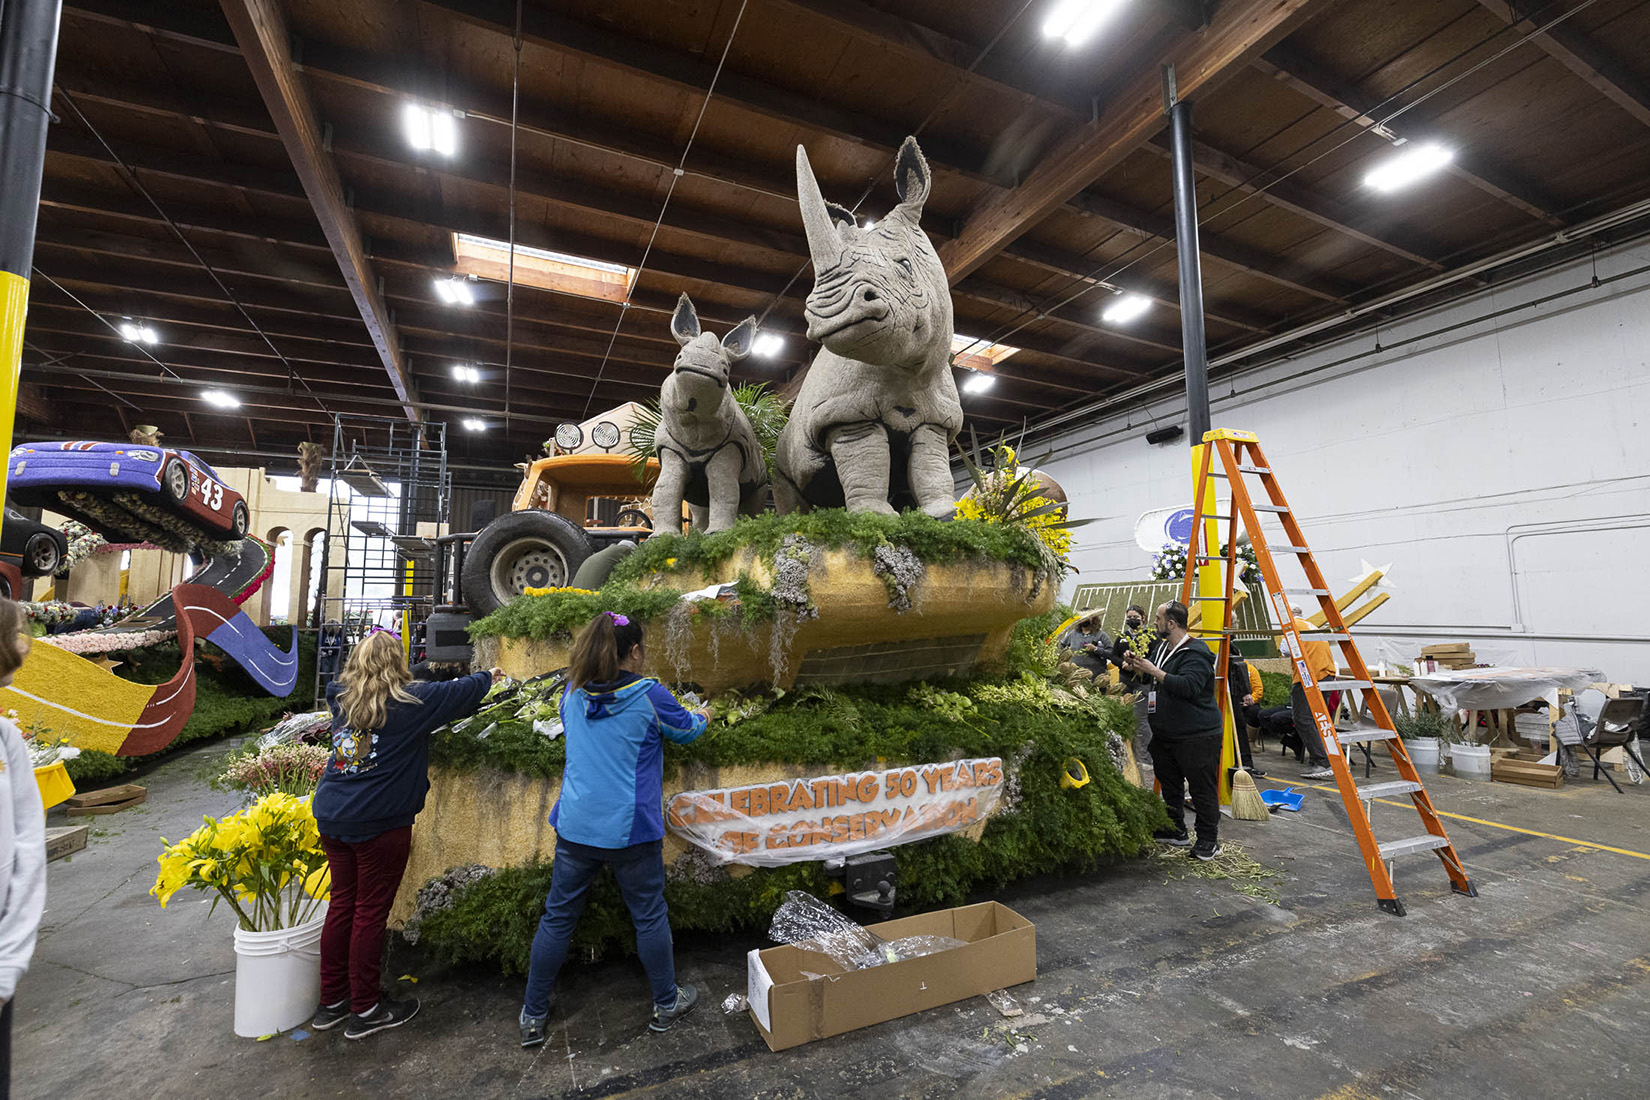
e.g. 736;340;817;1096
232;907;327;1037
1450;742;1492;778
1406;737;1441;772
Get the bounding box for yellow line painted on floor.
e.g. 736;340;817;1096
1277;781;1650;863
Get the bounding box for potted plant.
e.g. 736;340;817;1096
1394;710;1448;772
1442;711;1493;778
151;791;331;1036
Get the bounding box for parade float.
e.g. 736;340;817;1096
393;136;1167;973
0;440;306;789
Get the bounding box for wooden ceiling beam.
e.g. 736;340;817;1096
218;0;418;421
56;21;1309;340
938;0;1318;282
1252;45;1566;227
1473;0;1650;129
1141;134;1450;271
420;0;1005;188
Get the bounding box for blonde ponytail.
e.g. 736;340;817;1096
337;630;419;731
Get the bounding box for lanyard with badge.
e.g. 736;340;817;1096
1146;635;1189;714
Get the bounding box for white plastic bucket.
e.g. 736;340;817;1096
1451;743;1492;778
232;906;327;1037
1406;737;1441;772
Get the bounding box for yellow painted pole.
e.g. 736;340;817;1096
1191;440;1239;805
0;272;27;490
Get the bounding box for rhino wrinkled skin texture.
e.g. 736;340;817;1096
774;135;962;518
652;293;770;533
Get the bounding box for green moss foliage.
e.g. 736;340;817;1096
1258;669;1294;708
611;510;1047;586
64;631;317;782
415;680;1168;972
468;511;1050;644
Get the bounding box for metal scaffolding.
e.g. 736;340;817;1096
310;415;450;705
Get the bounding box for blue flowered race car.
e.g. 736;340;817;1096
7;441;250;546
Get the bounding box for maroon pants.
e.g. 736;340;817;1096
319;826;413;1014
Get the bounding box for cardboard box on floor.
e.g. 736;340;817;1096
746;900;1036;1052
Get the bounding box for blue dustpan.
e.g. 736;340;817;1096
1260;788;1305;812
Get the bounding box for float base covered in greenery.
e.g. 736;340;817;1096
413;661;1167;972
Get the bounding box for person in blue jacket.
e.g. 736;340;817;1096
519;611;709;1046
310;627;501;1040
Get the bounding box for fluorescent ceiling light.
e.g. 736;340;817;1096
403;102;457;156
1042;0;1128;46
462;418;487;432
1101;293;1152;325
434;277;476;306
962;371;995;394
450;232;638;304
451;363;481;383
201;389;240;409
752;333;784;358
950;333;1020;373
1364;142;1453;192
118;321;158;345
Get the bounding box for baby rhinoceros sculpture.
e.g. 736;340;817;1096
651;294;769;533
774;135;961;518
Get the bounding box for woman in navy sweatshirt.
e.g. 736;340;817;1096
519;611;708;1047
310;628;499;1039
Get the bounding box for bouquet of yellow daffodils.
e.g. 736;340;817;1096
151;792;331;931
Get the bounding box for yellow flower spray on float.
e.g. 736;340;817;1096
151;792;331;931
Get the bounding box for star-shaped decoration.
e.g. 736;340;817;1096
90;655;124;673
1350;559;1395;592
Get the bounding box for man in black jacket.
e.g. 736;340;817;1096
1122;601;1224;860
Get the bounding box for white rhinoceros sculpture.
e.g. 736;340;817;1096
651;294;769;533
773;135;961;518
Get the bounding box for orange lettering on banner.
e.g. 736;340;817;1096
901;770;917;797
939;767;956;792
813;779;832;808
730;790;750;815
856;775;879;803
921;767;942;795
791;782;813;811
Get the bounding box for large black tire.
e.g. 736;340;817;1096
230;500;250;538
462;510;593;617
160;458;190;504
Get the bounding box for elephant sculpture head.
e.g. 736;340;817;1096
796;136;952;373
667;294;755;428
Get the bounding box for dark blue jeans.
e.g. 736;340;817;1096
521;837;676;1018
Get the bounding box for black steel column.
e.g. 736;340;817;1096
1168;95;1210;443
0;0;66;490
0;0;62;277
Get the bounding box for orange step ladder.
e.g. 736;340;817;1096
1182;428;1476;916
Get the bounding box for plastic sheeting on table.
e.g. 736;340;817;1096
1409;666;1602;712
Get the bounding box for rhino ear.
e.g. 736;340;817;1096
722;317;757;362
892;136;931;215
670;293;700;347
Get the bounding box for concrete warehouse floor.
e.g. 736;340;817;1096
15;737;1650;1100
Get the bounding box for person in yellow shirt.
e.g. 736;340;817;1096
1284;604;1340;780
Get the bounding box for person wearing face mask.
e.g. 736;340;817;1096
1121;601;1224;861
1112;605;1156;750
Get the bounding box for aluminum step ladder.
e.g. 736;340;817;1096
1181;428;1476;916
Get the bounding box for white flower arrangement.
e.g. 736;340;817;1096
38;628;178;656
1150;541;1261;586
57;520;106;575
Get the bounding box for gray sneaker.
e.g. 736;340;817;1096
649;983;699;1032
1302;766;1335;781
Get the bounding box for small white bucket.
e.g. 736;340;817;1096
1406;737;1441;772
232;906;328;1037
1450;742;1492;778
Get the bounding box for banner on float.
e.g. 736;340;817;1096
666;757;1005;867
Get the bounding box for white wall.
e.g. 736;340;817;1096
1040;235;1650;684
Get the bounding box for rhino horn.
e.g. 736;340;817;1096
796;144;842;273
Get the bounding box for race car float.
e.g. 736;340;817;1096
7;441;250;552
